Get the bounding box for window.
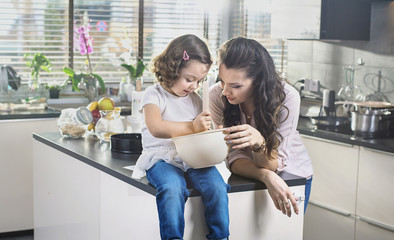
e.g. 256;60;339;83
0;0;69;84
73;0;139;83
231;0;288;75
0;0;139;86
142;0;224;83
0;0;287;96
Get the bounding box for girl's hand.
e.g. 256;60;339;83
224;124;265;150
264;171;300;217
192;111;212;133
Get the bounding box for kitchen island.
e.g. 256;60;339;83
33;132;306;240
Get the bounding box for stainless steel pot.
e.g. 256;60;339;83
350;109;392;134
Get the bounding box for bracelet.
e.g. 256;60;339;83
251;141;266;153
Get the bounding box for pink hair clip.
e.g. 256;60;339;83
183;50;190;61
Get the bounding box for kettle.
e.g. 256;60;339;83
0;65;22;92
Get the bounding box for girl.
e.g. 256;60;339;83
210;37;313;217
132;34;230;240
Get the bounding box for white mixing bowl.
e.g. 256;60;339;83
172;128;229;169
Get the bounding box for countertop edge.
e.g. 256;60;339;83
32;132;306;197
297;117;394;154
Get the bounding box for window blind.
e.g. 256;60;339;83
0;0;69;84
73;0;139;83
0;0;139;86
142;0;224;83
0;0;287;90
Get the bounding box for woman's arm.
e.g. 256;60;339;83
224;124;277;170
144;104;211;138
230;158;299;217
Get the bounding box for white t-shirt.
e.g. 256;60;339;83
131;83;203;179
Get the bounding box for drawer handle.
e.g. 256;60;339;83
309;200;352;217
294;195;305;206
362;147;394;157
358;216;394;232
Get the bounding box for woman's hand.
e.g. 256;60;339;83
192;111;212;133
224;124;265;150
263;170;300;217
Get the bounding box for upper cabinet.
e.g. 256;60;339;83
271;0;373;40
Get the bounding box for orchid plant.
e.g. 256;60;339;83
63;12;105;92
121;58;146;83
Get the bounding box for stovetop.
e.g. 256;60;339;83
311;120;394;140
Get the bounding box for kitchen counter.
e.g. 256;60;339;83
32;132;305;196
0;107;60;120
297;117;394;154
33;132;306;239
0;102;131;121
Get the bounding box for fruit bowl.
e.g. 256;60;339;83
171;128;229;169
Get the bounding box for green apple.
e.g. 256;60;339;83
98;97;115;110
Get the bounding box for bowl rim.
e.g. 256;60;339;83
171;127;228;140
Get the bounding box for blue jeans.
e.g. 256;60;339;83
146;160;230;240
304;177;312;213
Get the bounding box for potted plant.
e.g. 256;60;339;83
24;53;52;90
63;12;105;100
118;58;146;102
45;79;68;99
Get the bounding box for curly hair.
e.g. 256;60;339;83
151;34;213;88
218;37;288;159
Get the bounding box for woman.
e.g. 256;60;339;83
209;37;313;217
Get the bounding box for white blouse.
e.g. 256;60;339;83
209;82;313;179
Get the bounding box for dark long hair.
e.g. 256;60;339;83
218;37;288;159
151;34;212;88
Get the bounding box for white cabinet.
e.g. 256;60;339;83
301;135;359;240
303;203;355;240
356;147;394;239
301;135;359;211
228;185;305;240
100;169;305;240
34;138;305;240
0;118;58;233
301;135;394;240
355;219;394;240
33;141;100;240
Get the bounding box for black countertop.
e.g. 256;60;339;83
0;106;131;120
33;132;306;197
297;117;394;154
0;107;60;120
